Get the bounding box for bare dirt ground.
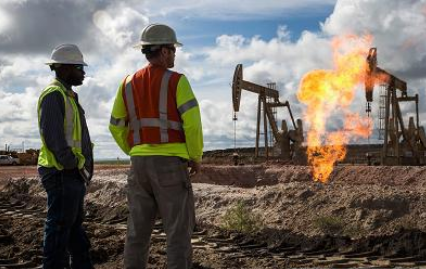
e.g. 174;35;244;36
2;164;426;268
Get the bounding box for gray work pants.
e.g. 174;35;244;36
124;156;195;269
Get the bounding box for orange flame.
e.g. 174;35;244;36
297;35;374;183
345;113;373;138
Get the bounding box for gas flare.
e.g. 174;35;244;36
297;35;374;182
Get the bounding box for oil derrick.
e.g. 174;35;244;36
365;48;426;165
232;64;305;163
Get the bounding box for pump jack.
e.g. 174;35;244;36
365;48;426;165
232;64;304;162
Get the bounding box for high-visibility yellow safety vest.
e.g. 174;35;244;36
37;79;86;170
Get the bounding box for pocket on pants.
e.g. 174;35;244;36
126;165;136;186
155;158;188;187
41;171;61;192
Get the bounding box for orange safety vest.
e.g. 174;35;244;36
122;64;186;147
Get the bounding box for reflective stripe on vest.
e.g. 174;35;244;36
48;80;81;149
64;95;81;148
124;71;183;145
178;98;198;115
124;74;140;144
110;116;127;127
138;118;182;130
159;71;172;142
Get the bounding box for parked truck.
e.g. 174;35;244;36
0;155;20;165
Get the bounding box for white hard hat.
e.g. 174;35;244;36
135;23;182;48
45;44;88;66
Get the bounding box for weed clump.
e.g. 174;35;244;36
221;200;262;233
314;216;345;235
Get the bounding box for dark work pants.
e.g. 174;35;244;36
124;156;195;269
40;169;93;269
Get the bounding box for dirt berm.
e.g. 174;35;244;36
1;164;426;268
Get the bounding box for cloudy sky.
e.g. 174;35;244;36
1;0;425;159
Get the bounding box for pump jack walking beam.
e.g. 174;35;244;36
365;48;424;165
232;64;301;159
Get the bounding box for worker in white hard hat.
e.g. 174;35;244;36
109;23;203;269
37;43;94;269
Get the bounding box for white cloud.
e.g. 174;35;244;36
0;0;28;5
93;7;149;48
322;0;426;77
0;6;13;34
1;0;426;158
0;87;40;150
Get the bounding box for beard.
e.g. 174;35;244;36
69;74;84;86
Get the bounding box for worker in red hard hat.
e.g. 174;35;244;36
109;23;203;269
38;44;94;269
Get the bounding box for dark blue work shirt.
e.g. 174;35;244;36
38;79;93;177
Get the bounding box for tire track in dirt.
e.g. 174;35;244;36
2;165;426;268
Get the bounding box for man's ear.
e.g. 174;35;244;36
160;47;168;56
63;65;74;75
55;65;70;79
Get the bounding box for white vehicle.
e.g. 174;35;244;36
0;155;20;165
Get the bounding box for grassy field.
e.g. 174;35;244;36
94;159;130;165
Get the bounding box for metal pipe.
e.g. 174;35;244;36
255;95;261;158
382;84;391;165
263;96;269;159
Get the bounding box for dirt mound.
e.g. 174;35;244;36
194;164;426;237
2;164;426;268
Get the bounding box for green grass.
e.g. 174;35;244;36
313;216;345;235
94;159;130;165
221;200;262;234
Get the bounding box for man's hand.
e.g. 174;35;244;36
188;160;201;177
79;166;92;185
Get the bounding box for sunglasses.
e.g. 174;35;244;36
74;65;85;71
